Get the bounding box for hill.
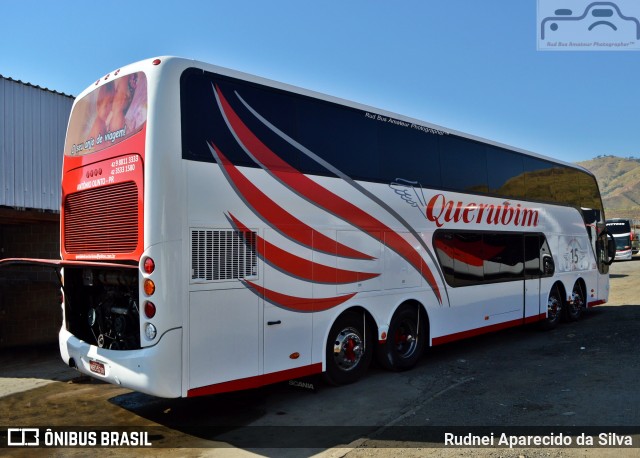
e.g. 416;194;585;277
577;156;640;219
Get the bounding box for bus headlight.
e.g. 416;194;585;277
144;323;157;341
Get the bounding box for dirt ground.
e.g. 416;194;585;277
1;259;639;457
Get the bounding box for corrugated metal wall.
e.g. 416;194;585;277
0;76;73;212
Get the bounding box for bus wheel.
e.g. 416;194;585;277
376;303;427;371
324;311;372;386
564;283;585;322
541;286;562;330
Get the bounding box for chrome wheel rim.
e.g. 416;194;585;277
333;327;364;371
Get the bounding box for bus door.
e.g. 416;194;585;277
524;234;543;320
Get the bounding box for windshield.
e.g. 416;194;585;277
614;236;631;250
65;72;147;156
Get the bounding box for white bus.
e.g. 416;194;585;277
1;57;615;398
605;219;633;260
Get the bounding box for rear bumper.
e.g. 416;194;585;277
59;327;183;398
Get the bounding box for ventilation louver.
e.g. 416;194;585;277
191;229;258;281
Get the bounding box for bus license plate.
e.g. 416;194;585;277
89;360;105;376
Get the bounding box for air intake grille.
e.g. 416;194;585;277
64;181;139;253
191;229;258;281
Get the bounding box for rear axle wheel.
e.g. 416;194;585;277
376;304;427;371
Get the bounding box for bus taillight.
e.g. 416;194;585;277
144;279;155;296
144;301;156;319
143;257;155;274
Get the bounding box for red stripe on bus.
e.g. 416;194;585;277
211;143;373;260
187;363;323;397
215;86;442;304
524;313;546;325
588;300;606;307
229;213;379;284
432;314;545;345
243;280;356;312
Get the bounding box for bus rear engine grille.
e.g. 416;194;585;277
64;181;139;254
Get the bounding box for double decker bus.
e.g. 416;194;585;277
1;57;615;398
605;219;633;260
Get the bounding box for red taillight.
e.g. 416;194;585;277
144;301;157;319
143;257;155;274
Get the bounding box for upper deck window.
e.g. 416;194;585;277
65;72;147;156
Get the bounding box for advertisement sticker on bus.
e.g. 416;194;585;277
65;72;148;157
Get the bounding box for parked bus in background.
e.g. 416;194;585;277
606;219;633;260
0;57;615;398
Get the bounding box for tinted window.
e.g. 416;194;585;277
380;123;441;188
434;231;552;287
524;234;553;278
433;232;484;287
550;167;579;206
579;171;603;212
452;232;485;286
440;136;488;193
433;232;456;286
487;147;525;198
297;101;379;180
180;68;603;216
483;233;523;282
523;157;554;201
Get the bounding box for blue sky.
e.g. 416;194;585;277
1;0;638;163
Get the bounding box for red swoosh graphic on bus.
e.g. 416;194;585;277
210;143;373;260
215;86;442;304
229;213;379;284
243;280;356;312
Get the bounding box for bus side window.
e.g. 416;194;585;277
525;234;554;278
540;237;554;276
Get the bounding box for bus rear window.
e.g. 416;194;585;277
65;72;147;156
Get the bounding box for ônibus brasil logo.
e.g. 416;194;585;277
390;179;539;228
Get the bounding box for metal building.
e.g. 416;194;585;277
1;75;73;212
0;75;74;348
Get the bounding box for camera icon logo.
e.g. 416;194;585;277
7;428;40;447
538;1;640;50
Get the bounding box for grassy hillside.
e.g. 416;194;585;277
577;156;640;219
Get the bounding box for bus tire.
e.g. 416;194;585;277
564;283;585;322
376;303;427;372
323;311;373;386
541;285;562;330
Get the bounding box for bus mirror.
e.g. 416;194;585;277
542;255;555;275
605;232;616;265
